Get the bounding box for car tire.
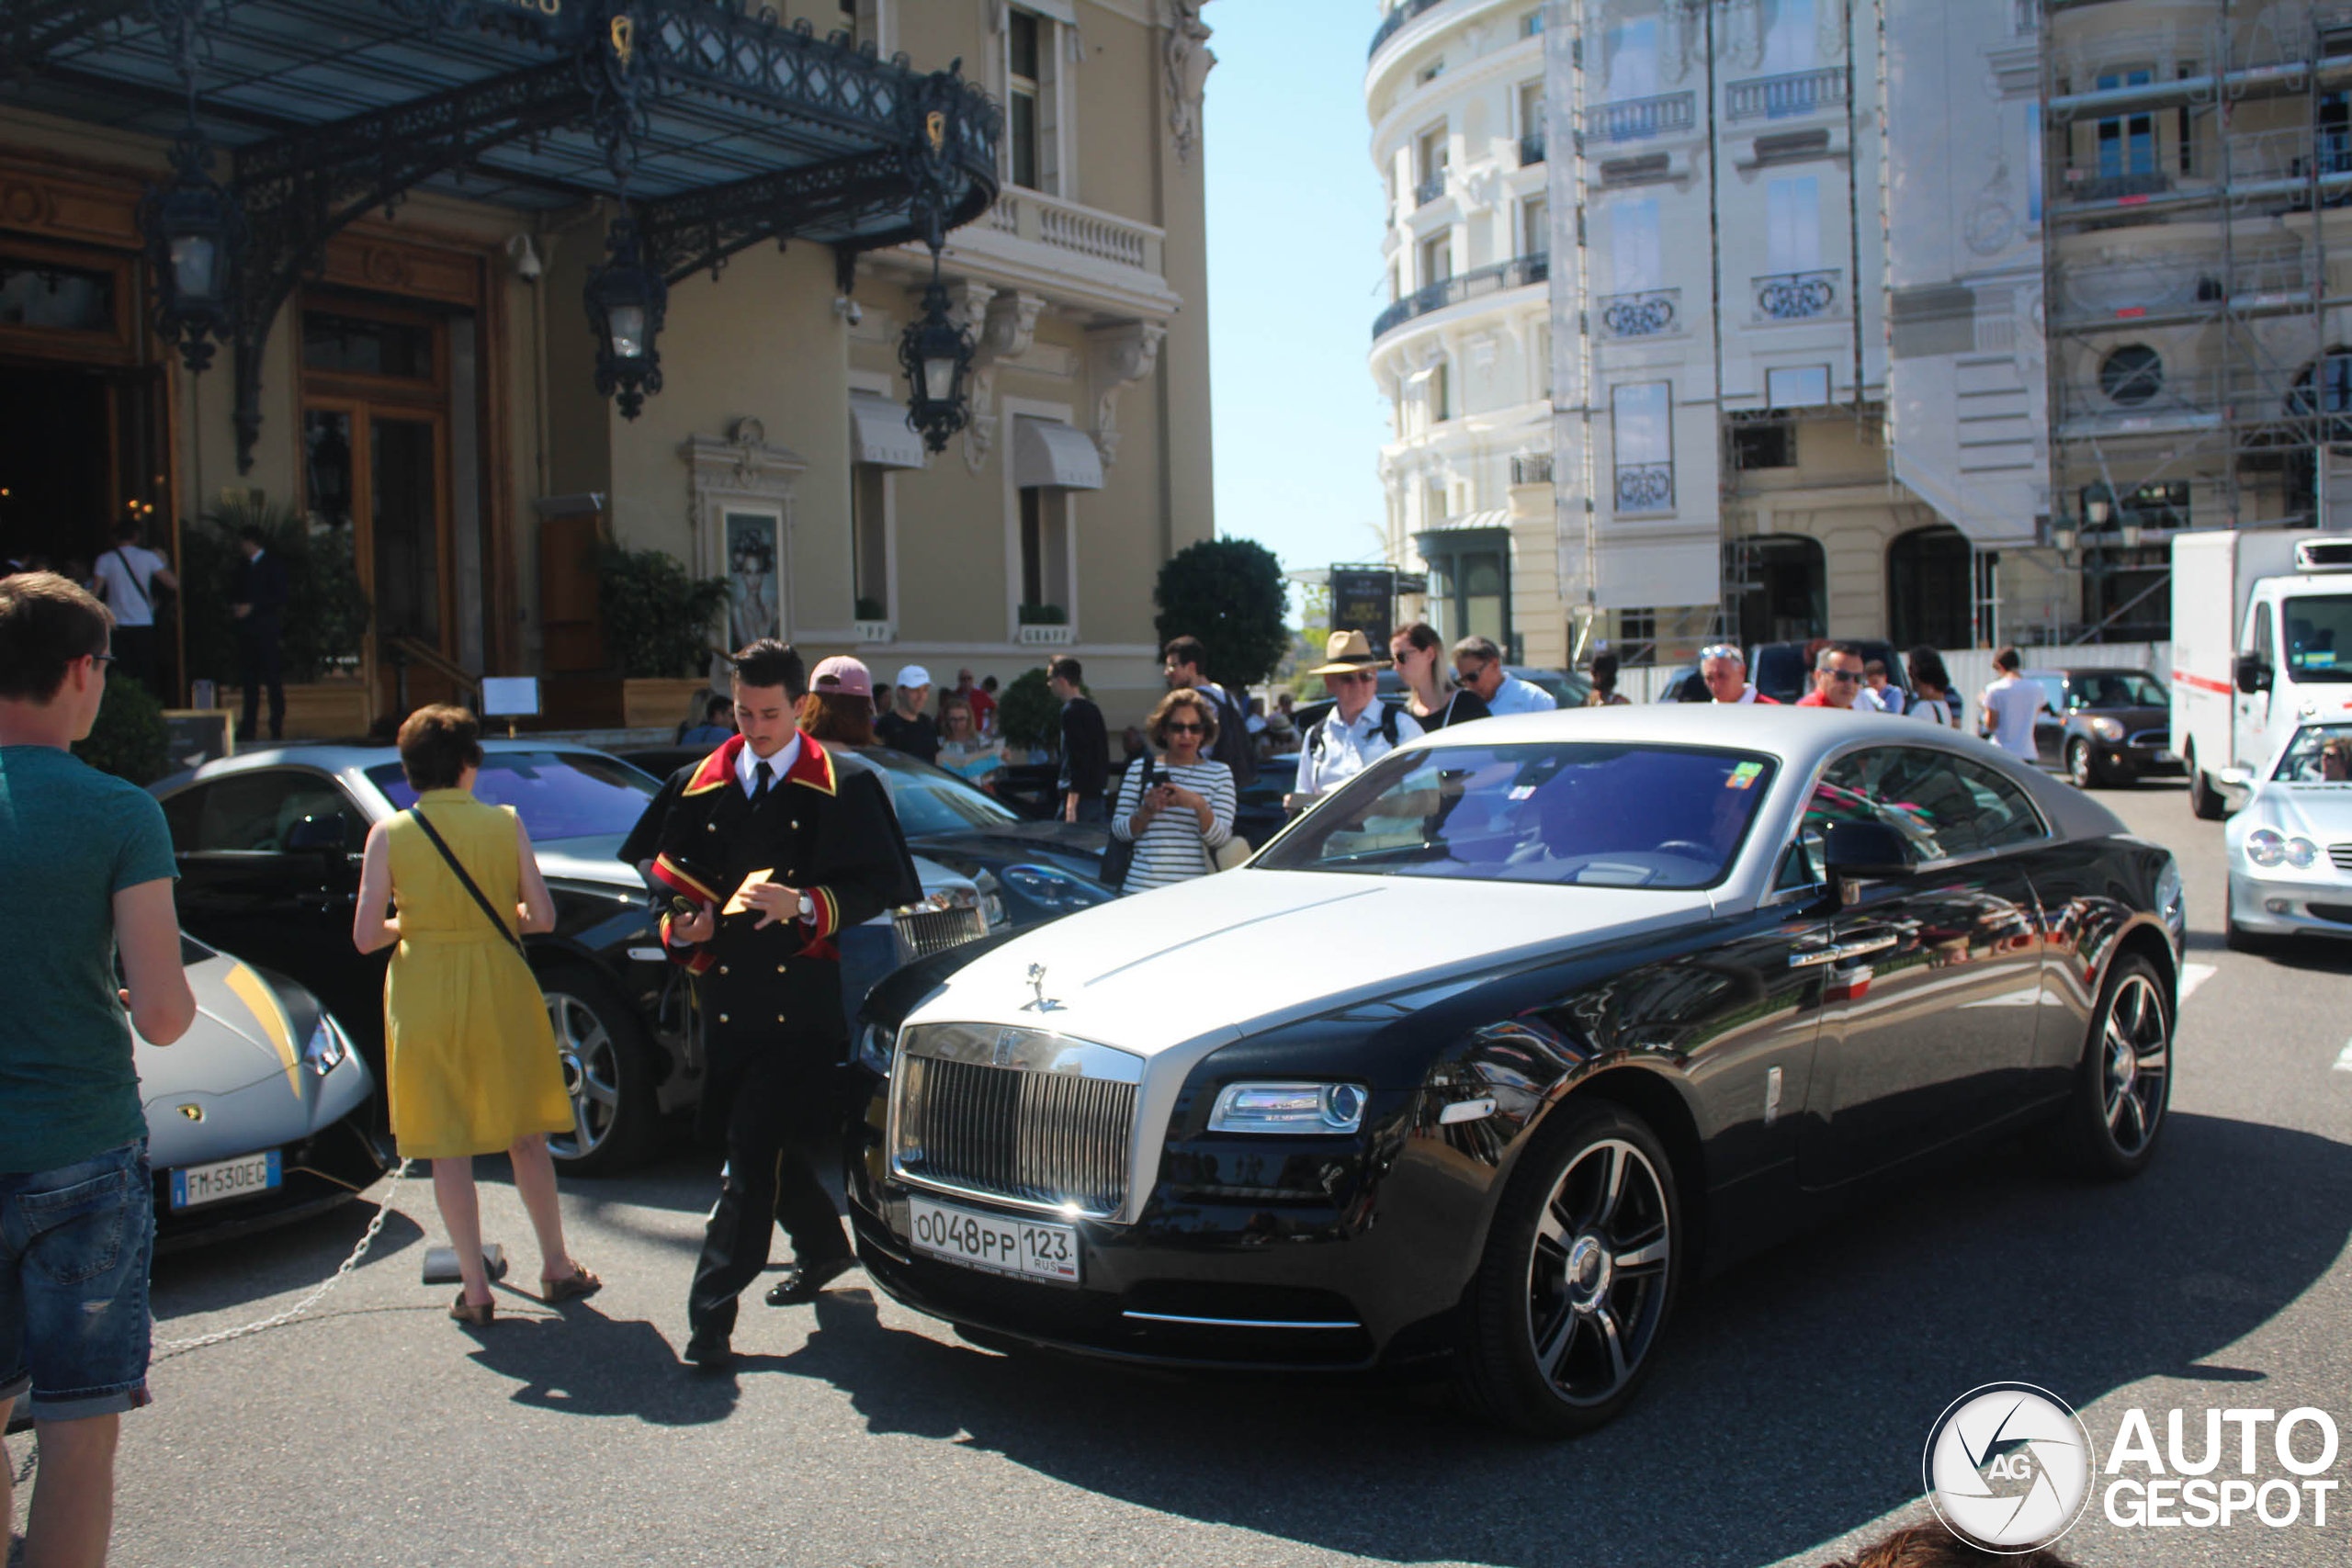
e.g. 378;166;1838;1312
537;960;658;1177
2066;738;2101;790
2052;953;2172;1180
2188;746;2226;820
1456;1099;1682;1438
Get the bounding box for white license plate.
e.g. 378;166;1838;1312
170;1150;281;1210
906;1195;1080;1285
2156;750;2180;764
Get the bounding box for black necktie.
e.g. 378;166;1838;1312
752;761;774;803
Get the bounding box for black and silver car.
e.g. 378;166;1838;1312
2020;666;2181;787
844;706;2183;1436
151;741;1004;1175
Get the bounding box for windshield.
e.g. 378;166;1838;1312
1255;740;1776;888
2064;671;2165;708
863;748;1022;835
2273;724;2352;782
2281;594;2352;683
367;751;658;841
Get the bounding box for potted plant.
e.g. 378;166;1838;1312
598;543;729;729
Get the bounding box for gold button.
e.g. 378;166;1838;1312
718;1013;729;1023
776;964;786;973
718;965;729;975
777;1014;786;1022
706;822;717;831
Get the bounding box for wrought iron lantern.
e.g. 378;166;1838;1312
141;127;243;374
898;273;975;454
584;215;667;420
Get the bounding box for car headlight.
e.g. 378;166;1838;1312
854;1020;897;1077
2156;861;2186;945
2286;836;2320;869
2246;829;2287;867
303;1015;350;1076
1208;1081;1368;1135
1001;863;1111;915
2086;716;2124;740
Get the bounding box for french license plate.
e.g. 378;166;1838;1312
170;1150;281;1210
906;1195;1080;1285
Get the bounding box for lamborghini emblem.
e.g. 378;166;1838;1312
177;1103;204;1122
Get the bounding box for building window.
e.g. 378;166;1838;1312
851;465;888;620
1766;365;1832;408
1007;9;1062;194
2095;70;2157;182
1765;175;1821;275
1611;381;1674;512
1761;0;1815;75
1728;534;1827;647
1431;359;1453;421
1018;486;1070;617
1605;17;1659;97
1616;606;1658;663
1419;232;1452;289
1521;195;1550;257
1519;79;1544;140
1886;524;1975;649
1732;415;1798;470
1418;60;1445;85
1609;198;1661;291
2099;344;2164;406
1420;529;1510;645
1524;11;1544;36
1416;124;1449;203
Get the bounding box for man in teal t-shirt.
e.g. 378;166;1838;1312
0;570;194;1568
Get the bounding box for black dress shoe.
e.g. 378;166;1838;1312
764;1254;859;1306
681;1327;734;1371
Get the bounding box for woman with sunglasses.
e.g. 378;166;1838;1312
1388;621;1489;730
1108;688;1236;893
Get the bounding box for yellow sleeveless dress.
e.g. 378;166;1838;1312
382;789;573;1159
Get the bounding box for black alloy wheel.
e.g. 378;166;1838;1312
1458;1100;1681;1437
2053;953;2172;1179
2066;737;2101;790
539;961;657;1176
2187;744;2226;820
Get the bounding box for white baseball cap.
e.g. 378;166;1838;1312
896;663;933;689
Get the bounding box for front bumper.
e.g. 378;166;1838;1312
2086;740;2183;777
843;1092;1472;1373
2226;870;2352;941
153;1112;390;1253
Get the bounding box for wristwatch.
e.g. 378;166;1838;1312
797;892;816;922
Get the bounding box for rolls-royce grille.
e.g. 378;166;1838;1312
2330;844;2352;873
891;905;989;965
893;1054;1135;1216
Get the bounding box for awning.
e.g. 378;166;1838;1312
1013;417;1104;491
1417;509;1514;536
849;393;926;471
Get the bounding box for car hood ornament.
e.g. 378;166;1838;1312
1023;962;1061;1012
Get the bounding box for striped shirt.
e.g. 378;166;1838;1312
1111;758;1235;893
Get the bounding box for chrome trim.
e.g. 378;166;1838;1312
1789;945;1838;968
888;1023;1143;1221
899;1022;1145;1083
1438;1096;1498;1124
1835;932;1898;959
1120;1311;1363;1330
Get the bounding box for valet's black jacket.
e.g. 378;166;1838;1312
630;733;919;1130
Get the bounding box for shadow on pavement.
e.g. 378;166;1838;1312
718;1112;2349;1568
151;1202;428;1321
458;1303;742;1427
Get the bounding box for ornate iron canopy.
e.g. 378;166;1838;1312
3;0;1000;466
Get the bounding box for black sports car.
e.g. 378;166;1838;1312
843;706;2184;1436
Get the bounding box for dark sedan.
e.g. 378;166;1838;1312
2021;667;2181;787
844;707;2182;1436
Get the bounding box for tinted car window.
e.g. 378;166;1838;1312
861;748;1023;835
366;751;656;842
2272;723;2352;781
1256;740;1776;888
2069;671;2165;708
2282;594;2352;682
1800;746;2046;865
167;771;358;853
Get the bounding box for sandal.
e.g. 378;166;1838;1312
449;1292;496;1326
540;1264;603;1304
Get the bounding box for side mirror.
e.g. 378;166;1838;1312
1822;820;1915;885
2217;766;2256;790
2234;654;2272;695
285;813;351;853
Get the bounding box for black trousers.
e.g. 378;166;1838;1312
686;1048;853;1340
112;625;160;698
238;629;283;740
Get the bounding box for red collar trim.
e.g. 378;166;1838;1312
680;734;745;797
784;733;837;796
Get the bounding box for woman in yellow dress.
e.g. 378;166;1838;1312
351;705;598;1325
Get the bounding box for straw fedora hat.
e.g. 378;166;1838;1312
1306;628;1392;676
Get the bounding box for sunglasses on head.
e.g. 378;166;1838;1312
1700;644;1742;663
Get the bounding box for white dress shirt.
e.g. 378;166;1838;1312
1295;700;1425;798
735;732;803;795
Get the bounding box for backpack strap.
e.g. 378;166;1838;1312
405;807;526;959
1376;702;1399;747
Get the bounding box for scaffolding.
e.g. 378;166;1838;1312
2039;0;2352;600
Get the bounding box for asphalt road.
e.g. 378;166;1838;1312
16;777;2352;1568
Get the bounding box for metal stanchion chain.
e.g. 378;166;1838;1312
153;1158;414;1359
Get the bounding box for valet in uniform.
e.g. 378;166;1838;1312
626;642;918;1369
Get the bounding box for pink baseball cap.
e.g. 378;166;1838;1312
809;655;873;698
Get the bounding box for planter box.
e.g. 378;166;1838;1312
1017;624;1077;647
853;619;895;644
623;677;715;732
278;682;372;740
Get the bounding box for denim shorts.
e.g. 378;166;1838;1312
0;1140;154;1423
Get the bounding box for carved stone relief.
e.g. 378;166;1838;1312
1163;0;1216;164
1088;320;1167;466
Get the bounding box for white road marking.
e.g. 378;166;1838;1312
2335;1040;2352;1075
2179;963;2218;1002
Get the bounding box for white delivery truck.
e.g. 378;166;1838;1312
2171;529;2352;818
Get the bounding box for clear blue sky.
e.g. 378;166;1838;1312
1202;0;1392;589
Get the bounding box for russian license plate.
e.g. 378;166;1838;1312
170;1150;281;1210
906;1195;1080;1285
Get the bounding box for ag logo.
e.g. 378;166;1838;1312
1924;1382;2092;1552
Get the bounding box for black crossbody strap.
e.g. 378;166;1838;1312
406;806;525;958
112;547;151;613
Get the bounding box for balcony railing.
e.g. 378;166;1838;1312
1595;91;1697;144
980;190;1164;276
1415;172;1448;207
1372;253;1549;341
1598;288;1681;338
1753;268;1841;322
1615;462;1676;513
1724;67;1849;122
1520;130;1545;165
1369;0;1450;60
1510;454;1555;485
